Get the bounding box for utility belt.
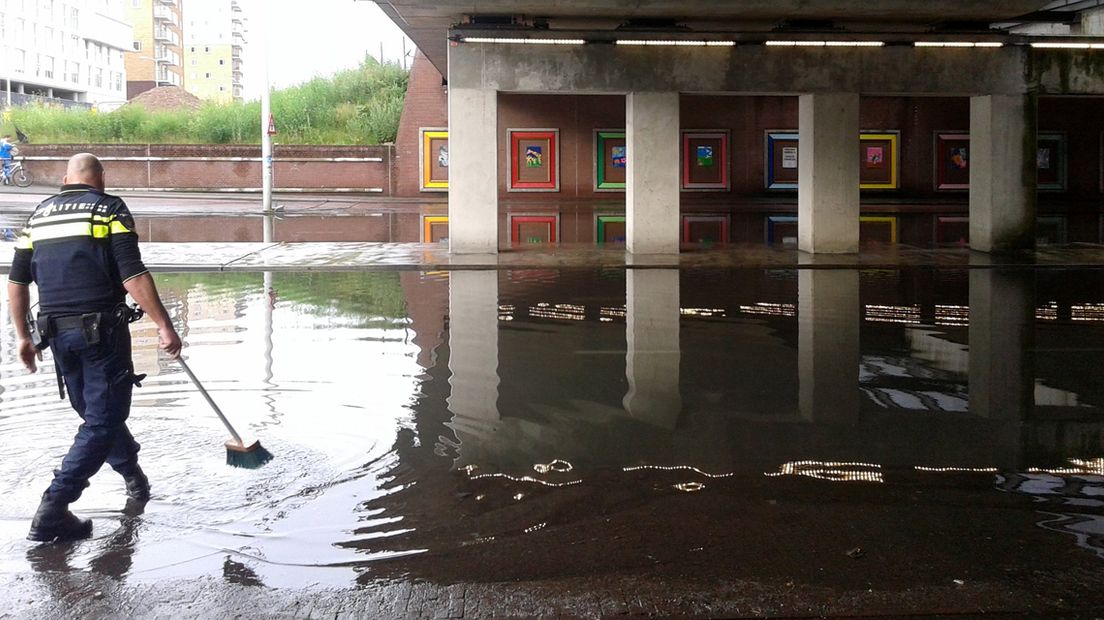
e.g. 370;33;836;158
28;304;146;400
30;304;139;351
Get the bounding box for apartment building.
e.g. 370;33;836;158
0;0;132;108
182;0;244;102
123;0;184;99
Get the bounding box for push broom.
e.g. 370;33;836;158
177;358;273;469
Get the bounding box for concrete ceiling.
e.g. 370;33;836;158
375;0;1056;73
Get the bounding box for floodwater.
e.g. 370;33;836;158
1;267;1103;607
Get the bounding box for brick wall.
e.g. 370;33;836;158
22;144;394;192
394;50;449;198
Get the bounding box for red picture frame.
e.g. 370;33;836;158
681;131;730;191
508;129;560;192
682;215;730;243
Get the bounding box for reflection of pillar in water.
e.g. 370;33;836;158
623;269;681;429
262;271;276;415
446;271;500;446
798;269;860;423
968;268;1035;421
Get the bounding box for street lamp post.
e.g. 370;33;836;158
259;8;274;244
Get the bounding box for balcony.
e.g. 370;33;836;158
154;6;178;27
231;44;243;57
154;28;179;46
159;0;177;5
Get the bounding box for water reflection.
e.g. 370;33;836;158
2;266;1104;598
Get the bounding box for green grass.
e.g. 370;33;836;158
0;57;408;145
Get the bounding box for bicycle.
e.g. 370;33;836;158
1;157;34;188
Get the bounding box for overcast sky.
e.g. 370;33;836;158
236;0;414;101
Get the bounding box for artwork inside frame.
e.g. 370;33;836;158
765;131;799;190
596;215;626;244
860;132;900;190
509;214;559;245
508;129;560;192
595;130;626;191
422;215;449;243
419;128;449;191
1037;132;1067;192
681;130;730;190
935;132;970;191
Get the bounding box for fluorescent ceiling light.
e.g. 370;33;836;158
615;40;735;47
765;40;884;47
914;41;1004;48
462;37;585;45
1030;42;1104;49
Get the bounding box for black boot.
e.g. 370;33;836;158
123;467;150;501
27;494;93;542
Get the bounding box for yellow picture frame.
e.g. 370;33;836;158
859;132;900;190
420;129;449;191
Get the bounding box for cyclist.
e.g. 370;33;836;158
0;135;15;184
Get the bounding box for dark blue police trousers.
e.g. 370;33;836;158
45;319;140;504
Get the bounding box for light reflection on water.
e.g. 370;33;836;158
0;267;1102;591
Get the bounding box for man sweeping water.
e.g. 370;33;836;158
7;153;182;542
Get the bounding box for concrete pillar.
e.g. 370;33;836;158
968;268;1034;420
447;87;499;254
969;95;1037;252
798;93;860;254
798;269;860;423
626;92;680;256
446;271;501;447
623;269;681;429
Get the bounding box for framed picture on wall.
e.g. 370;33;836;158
595;130;626;191
681;130;730;190
422;215;449;243
935;132;970;190
508;129;560;192
765;131;799;189
860;132;900;190
1037;132;1067;192
935;216;970;246
509;214;559;245
596;214;626;244
1036;215;1068;245
419;128;449;191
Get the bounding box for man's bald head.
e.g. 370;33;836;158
64;153;105;189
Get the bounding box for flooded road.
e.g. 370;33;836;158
1;267;1103;615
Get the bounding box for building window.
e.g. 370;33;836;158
218;59;224;65
190;46;195;52
205;72;210;78
133;40;141;51
204;46;209;52
191;58;196;65
131;0;139;7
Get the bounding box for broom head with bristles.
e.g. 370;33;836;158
225;439;274;469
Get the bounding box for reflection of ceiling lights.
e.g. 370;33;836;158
765;460;884;483
1072;303;1104;322
1027;458;1104;476
915;465;999;473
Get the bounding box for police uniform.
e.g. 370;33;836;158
9;183;151;540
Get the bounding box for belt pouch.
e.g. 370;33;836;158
80;313;102;346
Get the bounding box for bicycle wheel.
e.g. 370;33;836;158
13;168;33;187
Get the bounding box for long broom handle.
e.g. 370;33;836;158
177;357;245;446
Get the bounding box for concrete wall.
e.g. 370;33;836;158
450;43;1104;97
21;144;394;192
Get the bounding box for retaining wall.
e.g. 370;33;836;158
20;144;395;193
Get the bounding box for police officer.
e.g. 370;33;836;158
7;153;182;542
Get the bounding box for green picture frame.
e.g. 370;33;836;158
595;130;626;191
